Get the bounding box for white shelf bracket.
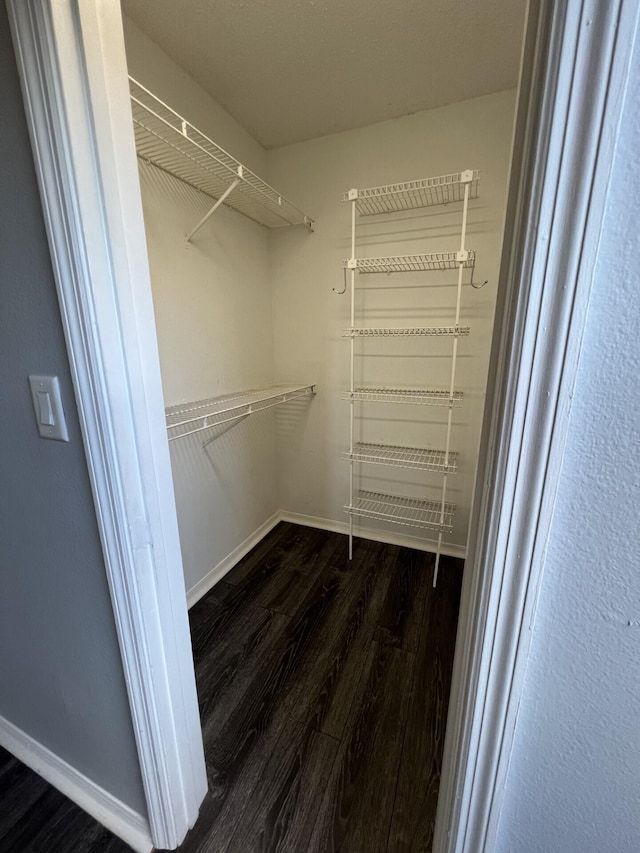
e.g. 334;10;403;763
185;178;240;243
202;412;250;447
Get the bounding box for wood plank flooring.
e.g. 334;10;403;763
0;523;462;852
176;523;462;853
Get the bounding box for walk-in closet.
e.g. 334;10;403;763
121;1;527;848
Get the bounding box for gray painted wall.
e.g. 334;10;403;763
0;3;146;816
495;26;640;853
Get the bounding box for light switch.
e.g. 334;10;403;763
28;375;69;442
37;391;55;426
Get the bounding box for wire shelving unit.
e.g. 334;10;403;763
165;384;315;442
338;169;479;583
129;77;314;238
345;491;455;532
344;443;459;473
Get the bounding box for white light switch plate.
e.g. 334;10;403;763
28;375;69;441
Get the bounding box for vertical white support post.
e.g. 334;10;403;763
349;197;357;559
434;175;471;586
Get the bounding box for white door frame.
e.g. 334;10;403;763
435;0;639;850
7;0;638;850
7;2;207;849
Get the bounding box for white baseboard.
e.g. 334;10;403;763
186;508;466;610
0;713;153;853
279;510;468;560
186;511;281;607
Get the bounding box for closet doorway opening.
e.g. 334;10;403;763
118;0;528;849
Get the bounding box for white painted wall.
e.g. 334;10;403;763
267;90;516;553
123;17;280;596
495;32;640;852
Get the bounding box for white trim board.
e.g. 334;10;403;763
433;1;640;851
6;2;207;848
0;715;152;853
279;511;467;561
186;509;466;608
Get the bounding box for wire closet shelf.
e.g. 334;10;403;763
165;385;315;441
129;77;313;231
342;170;480;216
343;388;463;407
344;443;459;474
345;491;455;532
343;326;470;337
344;251;476;275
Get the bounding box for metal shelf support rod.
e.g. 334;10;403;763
434;175;471;586
185;178;240;242
349;195;356;559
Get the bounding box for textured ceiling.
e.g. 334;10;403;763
121;0;527;149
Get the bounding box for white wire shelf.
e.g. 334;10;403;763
344;442;459;473
344;251;476;274
344;387;463;407
343;326;470;337
342;171;480;216
345;490;455;532
129;77;313;232
166;384;315;441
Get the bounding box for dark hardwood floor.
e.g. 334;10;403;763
0;523;462;852
175;523;462;853
0;745;131;852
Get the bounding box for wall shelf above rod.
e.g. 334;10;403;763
342;170;480;215
129;77;314;233
166;384;316;442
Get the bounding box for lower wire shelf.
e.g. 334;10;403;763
165;384;315;442
345;490;455;532
344;442;458;473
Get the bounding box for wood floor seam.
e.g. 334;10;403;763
384;631;421;853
